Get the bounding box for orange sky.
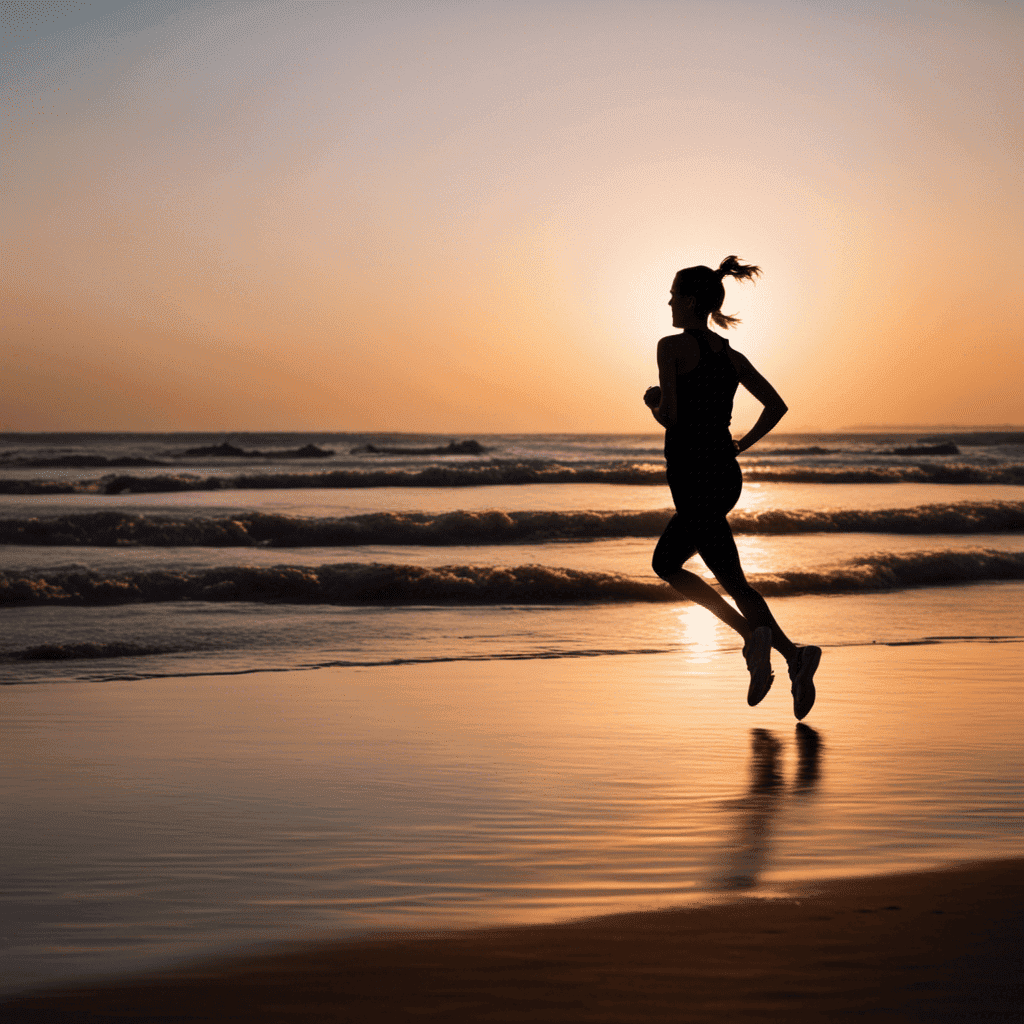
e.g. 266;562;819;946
3;0;1022;433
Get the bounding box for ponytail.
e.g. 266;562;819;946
711;309;742;329
672;255;761;329
716;255;761;283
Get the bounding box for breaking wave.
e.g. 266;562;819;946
743;464;1024;485
0;563;672;607
3;549;1023;607
0;462;665;495
9;641;181;661
730;501;1024;536
3;460;1024;495
749;549;1024;596
3;502;1022;547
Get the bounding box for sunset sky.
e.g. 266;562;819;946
3;0;1022;433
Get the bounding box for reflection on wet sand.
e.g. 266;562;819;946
718;724;822;890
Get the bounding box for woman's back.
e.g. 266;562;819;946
665;331;739;459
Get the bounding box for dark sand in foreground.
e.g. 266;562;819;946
4;859;1021;1022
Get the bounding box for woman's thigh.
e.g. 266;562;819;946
652;513;699;577
694;515;748;586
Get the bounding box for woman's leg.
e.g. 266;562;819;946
695;515;799;663
652;513;753;641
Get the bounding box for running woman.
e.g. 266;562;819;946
644;256;821;719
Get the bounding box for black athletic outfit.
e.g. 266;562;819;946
651;332;775;631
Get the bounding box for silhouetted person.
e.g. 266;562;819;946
645;256;821;718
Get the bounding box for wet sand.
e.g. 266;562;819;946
5;640;1024;1001
4;859;1021;1022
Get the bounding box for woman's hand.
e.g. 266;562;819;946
644;386;662;410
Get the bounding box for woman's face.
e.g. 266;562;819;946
669;291;695;329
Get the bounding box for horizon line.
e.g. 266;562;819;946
2;425;1023;437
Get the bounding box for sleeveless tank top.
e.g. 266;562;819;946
664;332;739;463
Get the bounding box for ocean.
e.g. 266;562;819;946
3;430;1024;993
3;430;1024;683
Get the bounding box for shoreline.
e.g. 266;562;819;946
4;858;1022;1022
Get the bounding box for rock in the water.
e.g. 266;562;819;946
350;439;489;456
182;442;334;459
182;442;254;458
277;444;334;458
891;442;960;456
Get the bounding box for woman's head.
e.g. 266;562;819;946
671;255;761;329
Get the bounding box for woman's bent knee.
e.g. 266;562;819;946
652;553;678;581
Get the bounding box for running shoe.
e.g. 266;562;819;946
788;645;821;720
744;626;774;706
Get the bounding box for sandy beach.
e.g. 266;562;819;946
4;639;1023;1018
3;858;1022;1022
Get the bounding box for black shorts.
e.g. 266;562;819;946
665;453;742;519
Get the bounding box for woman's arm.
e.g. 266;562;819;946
730;351;788;453
646;337;678;429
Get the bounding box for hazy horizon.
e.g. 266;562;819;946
4;0;1022;434
3;423;1023;439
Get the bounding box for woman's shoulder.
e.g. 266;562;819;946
658;332;701;373
658;332;700;353
724;343;755;377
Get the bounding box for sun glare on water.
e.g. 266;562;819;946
676;604;724;663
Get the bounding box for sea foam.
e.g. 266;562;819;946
3;460;1024;495
3;549;1022;607
2;502;1022;547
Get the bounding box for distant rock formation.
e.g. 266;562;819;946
891;442;960;456
182;443;253;458
181;442;334;459
276;444;334;458
349;439;489;456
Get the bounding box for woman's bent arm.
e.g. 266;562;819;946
651;337;678;428
731;351;788;453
